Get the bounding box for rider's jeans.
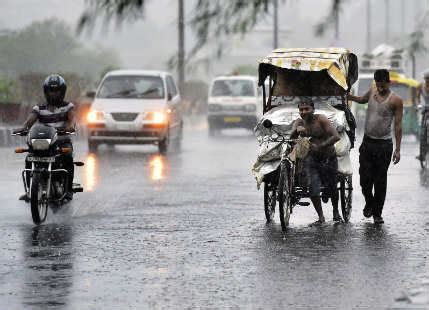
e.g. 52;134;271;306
359;136;393;217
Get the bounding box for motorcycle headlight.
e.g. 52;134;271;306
31;139;51;150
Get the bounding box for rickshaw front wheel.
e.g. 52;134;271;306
340;175;353;223
278;167;292;231
264;182;276;222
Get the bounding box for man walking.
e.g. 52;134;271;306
348;69;403;224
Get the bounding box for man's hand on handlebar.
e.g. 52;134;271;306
296;126;307;136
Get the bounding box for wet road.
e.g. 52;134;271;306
0;117;428;309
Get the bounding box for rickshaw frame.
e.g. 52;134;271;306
258;48;358;230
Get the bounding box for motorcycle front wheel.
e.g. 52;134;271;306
30;173;48;224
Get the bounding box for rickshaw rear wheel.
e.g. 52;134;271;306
278;167;291;231
264;182;276;222
340;175;352;223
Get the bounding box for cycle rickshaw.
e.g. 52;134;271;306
252;48;357;230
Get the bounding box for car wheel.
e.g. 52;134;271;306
159;131;169;155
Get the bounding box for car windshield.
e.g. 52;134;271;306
98;75;165;99
211;79;255;97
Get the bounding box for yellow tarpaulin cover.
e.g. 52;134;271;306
389;71;419;88
259;48;353;90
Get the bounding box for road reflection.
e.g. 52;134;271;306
83;151;171;189
22;224;73;310
148;155;169;181
420;169;429;187
84;153;98;192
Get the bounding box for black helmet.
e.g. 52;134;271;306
43;74;67;106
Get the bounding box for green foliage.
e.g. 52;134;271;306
78;0;278;61
78;0;146;33
0;18;120;80
188;0;272;59
0;77;20;102
314;0;343;37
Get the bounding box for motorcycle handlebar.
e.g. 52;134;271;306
11;129;28;136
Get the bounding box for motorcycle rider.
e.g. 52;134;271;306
14;74;75;201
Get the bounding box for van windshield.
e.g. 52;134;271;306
211;79;255;97
98;76;165;99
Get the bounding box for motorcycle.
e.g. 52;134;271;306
12;124;84;224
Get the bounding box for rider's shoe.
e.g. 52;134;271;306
416;155;422;160
373;215;384;224
363;204;373;218
19;193;30;203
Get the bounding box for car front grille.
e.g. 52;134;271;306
111;113;139;122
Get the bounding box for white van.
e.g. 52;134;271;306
86;70;183;154
207;75;262;135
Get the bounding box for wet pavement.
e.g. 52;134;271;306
0;117;428;309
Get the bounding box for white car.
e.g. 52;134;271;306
207;75;262;135
86;70;183;154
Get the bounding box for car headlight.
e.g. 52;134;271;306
244;104;256;112
31;139;51;150
145;111;167;124
208;104;222;112
87;110;105;123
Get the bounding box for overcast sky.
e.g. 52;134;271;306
1;0;428;79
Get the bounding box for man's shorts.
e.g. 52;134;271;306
302;153;338;197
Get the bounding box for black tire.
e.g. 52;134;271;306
420;118;428;169
88;140;98;153
278;166;291;231
159;131;169;155
340;175;353;223
264;182;276;222
30;173;48;225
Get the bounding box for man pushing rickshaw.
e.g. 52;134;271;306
252;48;356;230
